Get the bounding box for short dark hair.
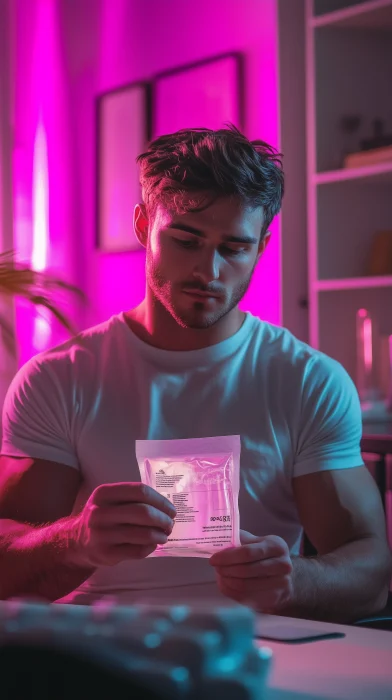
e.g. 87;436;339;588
136;124;284;236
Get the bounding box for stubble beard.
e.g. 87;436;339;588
147;258;255;330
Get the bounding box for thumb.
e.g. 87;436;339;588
240;529;264;544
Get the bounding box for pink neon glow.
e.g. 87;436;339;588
363;317;373;372
13;0;77;365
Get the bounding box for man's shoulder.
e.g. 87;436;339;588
21;314;124;378
55;313;121;352
250;317;315;365
4;315;127;413
249;316;345;383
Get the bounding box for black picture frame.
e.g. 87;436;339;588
96;81;151;252
151;52;244;139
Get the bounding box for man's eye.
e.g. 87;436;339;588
174;239;199;249
174;239;246;256
220;246;245;256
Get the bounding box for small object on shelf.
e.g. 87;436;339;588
356;309;382;408
344;119;392;169
343;144;392;169
356;313;392;421
339;114;362;167
356;308;374;404
361;119;392;152
367;231;392;276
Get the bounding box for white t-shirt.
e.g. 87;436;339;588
1;312;364;605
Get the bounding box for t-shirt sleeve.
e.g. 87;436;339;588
293;352;364;478
1;357;79;470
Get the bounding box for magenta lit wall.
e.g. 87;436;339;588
12;0;83;366
12;0;281;360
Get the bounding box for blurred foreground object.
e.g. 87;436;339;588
0;600;272;700
0;250;85;355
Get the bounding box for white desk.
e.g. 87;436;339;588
255;614;392;700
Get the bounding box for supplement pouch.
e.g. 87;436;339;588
135;435;241;558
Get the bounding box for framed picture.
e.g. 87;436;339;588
152;53;244;139
96;82;151;252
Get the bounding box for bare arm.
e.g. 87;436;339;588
0;456;94;601
212;466;391;623
281;466;392;622
212;362;391;622
0;457;176;602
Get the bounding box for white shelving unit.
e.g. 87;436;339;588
316;275;392;291
306;0;392;397
313;161;392;185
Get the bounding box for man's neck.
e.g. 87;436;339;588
124;299;245;352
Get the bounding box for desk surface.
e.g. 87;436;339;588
256;614;392;700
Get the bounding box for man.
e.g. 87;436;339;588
0;126;390;622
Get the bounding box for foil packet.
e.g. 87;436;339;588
136;435;241;558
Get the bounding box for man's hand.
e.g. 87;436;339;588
210;530;293;612
70;483;176;568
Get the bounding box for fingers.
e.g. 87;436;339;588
76;484;177;568
90;503;174;533
92;483;176;519
239;529;263;544
214;556;293;580
210;535;293;612
210;538;286;567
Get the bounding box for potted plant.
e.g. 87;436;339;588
0;250;85;356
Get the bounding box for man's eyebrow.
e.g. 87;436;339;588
224;234;258;245
168;223;258;245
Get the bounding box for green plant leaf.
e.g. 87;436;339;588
0;250;86;355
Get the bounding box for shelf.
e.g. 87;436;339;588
314;161;392;185
311;0;392;29
316;276;392;291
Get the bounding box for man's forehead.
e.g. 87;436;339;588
155;197;265;231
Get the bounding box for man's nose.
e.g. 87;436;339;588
192;249;220;285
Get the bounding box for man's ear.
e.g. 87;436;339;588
133;203;149;248
257;231;271;259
